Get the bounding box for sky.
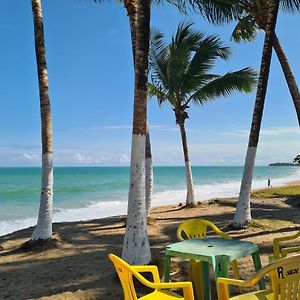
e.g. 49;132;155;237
0;0;299;167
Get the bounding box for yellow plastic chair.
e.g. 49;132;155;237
217;254;300;300
177;219;240;300
109;253;194;300
270;230;300;262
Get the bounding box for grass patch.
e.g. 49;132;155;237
251;185;300;198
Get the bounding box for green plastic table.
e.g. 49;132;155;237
164;237;265;300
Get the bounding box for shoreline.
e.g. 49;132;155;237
1;178;300;239
1;170;299;238
0;181;299;299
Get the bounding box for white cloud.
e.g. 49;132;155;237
119;154;129;164
0;126;299;166
89;124;193;132
91;125;132;130
22;153;40;162
222;126;300;138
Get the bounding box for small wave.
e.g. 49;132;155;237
0;167;298;237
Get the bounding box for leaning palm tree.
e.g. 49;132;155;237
148;23;257;207
30;0;54;242
121;0;152;265
233;0;280;228
231;0;300;126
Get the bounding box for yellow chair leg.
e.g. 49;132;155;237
230;260;240;279
189;260;204;300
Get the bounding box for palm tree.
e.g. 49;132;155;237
121;0;152;265
123;1;154;217
148;23;257;207
30;0;54;241
233;0;280;228
231;0;300;126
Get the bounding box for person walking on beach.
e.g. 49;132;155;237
268;179;272;188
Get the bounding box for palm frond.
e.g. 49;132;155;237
149;22;257;112
180;34;231;95
231;15;259;42
189;67;258;104
147;82;176;106
149;29;170;91
280;0;300;13
184;0;241;24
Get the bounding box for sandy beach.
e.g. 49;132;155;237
0;183;299;300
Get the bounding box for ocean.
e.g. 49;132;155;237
0;166;299;237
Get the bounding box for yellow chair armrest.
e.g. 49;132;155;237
218;278;251;288
131;267;193;297
133;265;160;283
273;231;300;258
156;281;194;300
217;276;265;300
281;246;300;257
208;222;231;240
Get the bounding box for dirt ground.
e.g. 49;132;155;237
0;192;299;299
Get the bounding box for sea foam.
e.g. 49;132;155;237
0;167;299;237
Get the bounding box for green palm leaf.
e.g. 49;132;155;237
189;68;257;104
148;23;258;110
231;15;258;42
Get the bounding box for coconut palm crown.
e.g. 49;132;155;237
149;23;257;114
149;23;258;121
230;0;300;127
231;0;300;42
148;22;257;205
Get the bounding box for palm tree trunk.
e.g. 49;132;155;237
122;0;151;265
178;123;196;207
124;0;137;62
145;123;153;216
233;0;279;228
31;0;54;240
125;2;153;217
273;34;300;126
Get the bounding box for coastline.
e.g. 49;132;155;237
1;166;299;238
0;180;299;299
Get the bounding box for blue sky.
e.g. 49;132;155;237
0;0;299;167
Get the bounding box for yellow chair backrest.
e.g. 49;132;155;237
218;255;300;300
177;219;229;241
269;256;300;299
109;253;138;300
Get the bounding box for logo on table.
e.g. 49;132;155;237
277;267;298;279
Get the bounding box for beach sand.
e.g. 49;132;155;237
0;185;300;299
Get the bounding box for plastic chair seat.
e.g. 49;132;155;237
141;290;185;299
229;290;274;300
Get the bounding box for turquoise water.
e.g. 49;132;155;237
0;166;299;236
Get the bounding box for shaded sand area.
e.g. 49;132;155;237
0;184;300;299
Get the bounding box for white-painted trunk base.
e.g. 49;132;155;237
233;146;257;227
31;152;53;240
122;134;151;265
145;157;153;216
185;161;196;206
